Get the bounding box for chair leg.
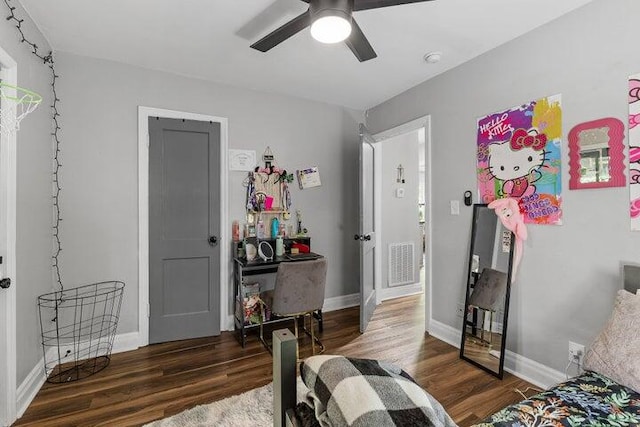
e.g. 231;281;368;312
310;314;316;355
302;312;324;355
314;310;323;333
488;311;493;350
293;316;300;361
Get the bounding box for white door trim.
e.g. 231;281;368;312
138;106;229;347
372;115;432;332
0;45;19;427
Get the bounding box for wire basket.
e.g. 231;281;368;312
37;281;125;383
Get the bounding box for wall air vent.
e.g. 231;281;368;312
388;242;414;287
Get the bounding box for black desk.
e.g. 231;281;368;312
232;238;323;347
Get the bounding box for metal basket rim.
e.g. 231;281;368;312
37;280;125;302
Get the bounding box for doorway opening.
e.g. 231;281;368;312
370;116;432;331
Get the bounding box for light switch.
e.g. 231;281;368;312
450;200;460;215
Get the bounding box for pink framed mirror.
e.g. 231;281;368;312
568;117;626;189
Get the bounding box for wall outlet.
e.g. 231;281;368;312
568;341;585;365
456;302;465;318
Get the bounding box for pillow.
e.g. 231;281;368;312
300;355;456;427
583;290;640;393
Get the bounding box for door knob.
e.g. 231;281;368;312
208;235;218;246
0;278;11;289
363;234;371;241
354;234;362;241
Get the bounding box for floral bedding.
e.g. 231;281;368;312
475;371;640;427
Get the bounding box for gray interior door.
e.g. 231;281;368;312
149;117;221;344
359;124;377;333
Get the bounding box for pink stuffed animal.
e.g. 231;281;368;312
487;197;527;281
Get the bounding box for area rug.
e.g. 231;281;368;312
144;378;308;427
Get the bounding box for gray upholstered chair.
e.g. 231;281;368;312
468;267;507;348
259;258;327;357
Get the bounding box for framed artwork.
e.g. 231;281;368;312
477;94;563;225
630;74;640;231
568;118;626;190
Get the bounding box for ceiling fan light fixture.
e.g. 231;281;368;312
310;11;352;44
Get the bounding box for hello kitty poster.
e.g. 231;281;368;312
630;74;640;231
477;95;563;225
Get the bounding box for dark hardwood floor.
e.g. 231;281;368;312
15;294;533;426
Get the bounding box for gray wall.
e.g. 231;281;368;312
380;130;421;287
366;0;640;373
54;52;362;335
0;6;55;384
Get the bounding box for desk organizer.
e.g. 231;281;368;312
37;281;124;383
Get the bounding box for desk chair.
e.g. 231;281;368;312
259;258;327;358
467;267;507;348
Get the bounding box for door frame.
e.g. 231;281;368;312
0;46;19;426
371;115;432;332
138;107;229;347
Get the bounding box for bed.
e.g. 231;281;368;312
474;370;640;426
273;264;640;427
473;263;640;426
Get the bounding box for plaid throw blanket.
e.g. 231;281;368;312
300;355;457;427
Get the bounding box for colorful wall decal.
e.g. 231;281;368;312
630;74;640;231
477;95;562;225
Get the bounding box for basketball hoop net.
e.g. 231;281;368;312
0;81;42;136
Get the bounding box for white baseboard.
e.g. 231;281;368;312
16;355;46;418
112;331;141;354
323;293;359;312
225;315;235;332
503;350;565;389
428;319;564;389
16;331;141;419
428;318;462;348
379;283;423;301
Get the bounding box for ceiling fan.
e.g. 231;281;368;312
250;0;435;62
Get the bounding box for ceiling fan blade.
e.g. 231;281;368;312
353;0;434;11
250;11;311;52
345;18;377;62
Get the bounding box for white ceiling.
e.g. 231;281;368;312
20;0;593;110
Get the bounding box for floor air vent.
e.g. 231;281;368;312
388;242;414;287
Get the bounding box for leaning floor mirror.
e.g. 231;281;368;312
459;204;514;379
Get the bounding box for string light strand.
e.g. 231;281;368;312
4;0;63;291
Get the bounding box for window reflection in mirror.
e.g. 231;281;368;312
569;118;625;190
578;127;611;184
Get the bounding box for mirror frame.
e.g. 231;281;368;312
459;204;515;379
568;117;626;190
